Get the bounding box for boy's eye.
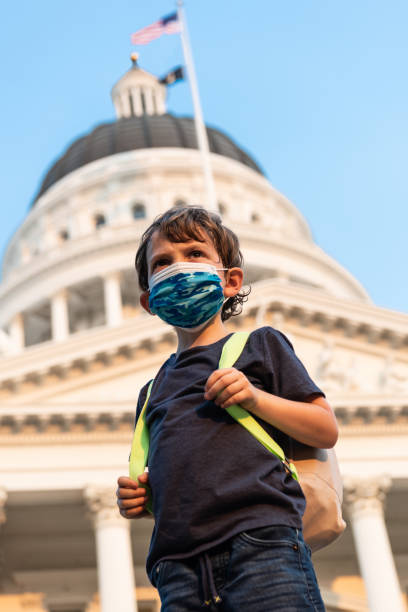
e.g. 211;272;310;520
190;250;204;258
152;258;171;270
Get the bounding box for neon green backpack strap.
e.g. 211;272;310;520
219;332;299;481
129;379;154;513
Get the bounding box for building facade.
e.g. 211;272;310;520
0;59;407;612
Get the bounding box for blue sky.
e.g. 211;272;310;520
1;0;407;313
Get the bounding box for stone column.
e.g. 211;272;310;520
84;486;137;612
121;93;131;118
344;476;405;612
103;272;123;327
9;313;25;353
51;289;69;342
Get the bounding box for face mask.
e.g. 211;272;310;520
148;262;227;331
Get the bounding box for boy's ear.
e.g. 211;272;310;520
140;291;155;315
223;267;243;298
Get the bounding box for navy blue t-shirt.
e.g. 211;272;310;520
135;326;323;579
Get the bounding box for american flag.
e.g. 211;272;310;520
131;12;181;45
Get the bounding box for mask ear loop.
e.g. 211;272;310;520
219;268;230;307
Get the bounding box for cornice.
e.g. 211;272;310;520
0;315;175;389
1;396;407;436
248;281;408;336
0;282;407;397
335;399;408;426
339;423;408;436
0;390;408;432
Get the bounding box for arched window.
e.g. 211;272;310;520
132;203;146;219
94;213;106;229
251;212;260;223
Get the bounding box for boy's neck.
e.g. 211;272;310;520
175;315;229;354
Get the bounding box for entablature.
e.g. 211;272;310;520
0;397;407;438
0;282;407;399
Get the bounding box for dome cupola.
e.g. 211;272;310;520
111;53;167;118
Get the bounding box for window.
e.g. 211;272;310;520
132;203;146;219
59;229;69;242
94;213;106;228
173;199;187;208
251;212;260;223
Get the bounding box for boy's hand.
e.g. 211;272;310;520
204;367;260;412
116;473;151;519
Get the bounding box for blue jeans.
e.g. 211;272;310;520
154;526;325;611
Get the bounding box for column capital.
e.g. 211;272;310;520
84;485;126;529
344;475;391;518
0;488;7;524
52;288;68;300
104;270;120;281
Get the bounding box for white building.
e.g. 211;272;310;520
0;57;407;612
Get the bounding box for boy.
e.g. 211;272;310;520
117;206;338;611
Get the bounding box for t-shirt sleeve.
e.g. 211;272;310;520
261;328;324;402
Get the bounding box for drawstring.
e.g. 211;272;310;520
199;552;222;607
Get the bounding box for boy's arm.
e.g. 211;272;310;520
118;381;155;519
204;368;338;449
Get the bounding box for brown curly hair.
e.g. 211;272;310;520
135;207;250;321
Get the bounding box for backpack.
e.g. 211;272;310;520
129;331;346;551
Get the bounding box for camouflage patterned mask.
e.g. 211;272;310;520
148;262;227;332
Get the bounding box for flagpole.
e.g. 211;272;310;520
177;0;218;213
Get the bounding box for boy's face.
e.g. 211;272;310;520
140;230;243;314
146;230;223;280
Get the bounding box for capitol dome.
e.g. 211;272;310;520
0;57;369;351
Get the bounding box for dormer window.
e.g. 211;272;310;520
95;213;106;229
132;203;146;219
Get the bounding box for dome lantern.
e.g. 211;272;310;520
111;54;167;118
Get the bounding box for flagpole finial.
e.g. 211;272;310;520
130;52;139;67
